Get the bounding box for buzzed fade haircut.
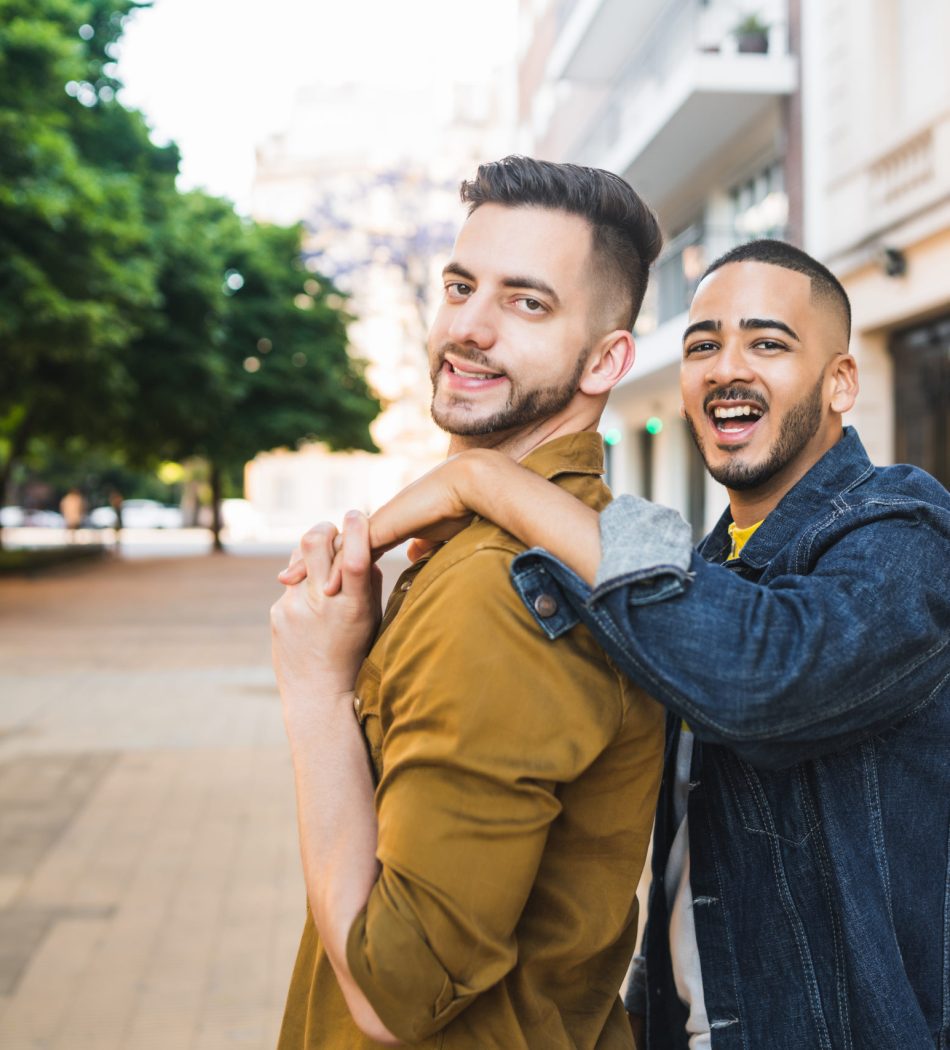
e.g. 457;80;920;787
459;155;663;331
704;239;852;342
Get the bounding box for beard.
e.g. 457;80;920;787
430;343;589;437
685;374;825;491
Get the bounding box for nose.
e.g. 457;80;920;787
705;339;755;387
445;291;496;350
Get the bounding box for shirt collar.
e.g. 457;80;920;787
701;427;874;567
518;431;605;481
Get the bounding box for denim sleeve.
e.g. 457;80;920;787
595;495;694;604
514;506;950;769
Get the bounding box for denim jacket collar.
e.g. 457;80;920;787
700;427;874;569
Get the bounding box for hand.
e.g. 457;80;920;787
270;512;382;722
277;452;485;591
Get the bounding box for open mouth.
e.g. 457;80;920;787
706;400;766;443
711;404;764;432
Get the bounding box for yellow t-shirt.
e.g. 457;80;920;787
728;519;764;560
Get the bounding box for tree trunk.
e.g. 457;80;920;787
209;461;224;553
0;410;34;552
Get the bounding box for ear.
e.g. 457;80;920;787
579;330;636;396
828;353;859;415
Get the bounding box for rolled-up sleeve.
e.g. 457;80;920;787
345;546;622;1041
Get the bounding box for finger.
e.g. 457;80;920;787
323;551;343;596
407;537;438;563
277;555;307;584
340;511;372;599
299;522;338;597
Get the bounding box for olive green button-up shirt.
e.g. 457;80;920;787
278;432;664;1049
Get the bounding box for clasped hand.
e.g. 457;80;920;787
270;512;383;723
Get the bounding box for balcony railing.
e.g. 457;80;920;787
572;0;790;166
640;221;789;331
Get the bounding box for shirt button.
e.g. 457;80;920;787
534;593;558;619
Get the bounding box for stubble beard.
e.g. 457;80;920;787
430;345;589;438
685;374;825;491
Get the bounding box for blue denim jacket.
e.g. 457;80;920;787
510;429;950;1049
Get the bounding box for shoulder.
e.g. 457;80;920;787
376;534;629;748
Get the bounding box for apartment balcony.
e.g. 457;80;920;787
628;218;787;382
547;0;670;83
565;0;797;208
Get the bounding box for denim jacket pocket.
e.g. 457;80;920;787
720;757;822;848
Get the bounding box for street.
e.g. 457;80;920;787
0;549;406;1050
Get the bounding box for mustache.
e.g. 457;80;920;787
435;342;501;373
703;386;769;413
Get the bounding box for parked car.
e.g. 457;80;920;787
88;499;184;529
0;506;66;527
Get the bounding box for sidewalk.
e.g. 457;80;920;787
0;550;406;1050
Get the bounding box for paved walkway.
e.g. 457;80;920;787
0;550;405;1050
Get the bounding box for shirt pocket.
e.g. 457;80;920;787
353;664;384;779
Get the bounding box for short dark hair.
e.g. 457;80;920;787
459;155;662;330
703;239;852;341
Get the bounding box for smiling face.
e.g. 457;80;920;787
428;203;606;446
681;260;857;517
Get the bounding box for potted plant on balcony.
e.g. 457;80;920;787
733;12;770;53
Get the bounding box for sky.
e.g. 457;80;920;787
116;0;520;212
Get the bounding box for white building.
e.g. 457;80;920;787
802;0;949;486
520;0;800;534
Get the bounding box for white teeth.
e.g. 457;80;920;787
450;363;500;380
712;405;764;419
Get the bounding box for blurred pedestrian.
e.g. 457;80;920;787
108;488;124;548
59;488;84;541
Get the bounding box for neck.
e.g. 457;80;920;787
445;404;602;463
727;424;844;528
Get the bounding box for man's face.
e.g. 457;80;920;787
681;261;845;493
428;204;599;439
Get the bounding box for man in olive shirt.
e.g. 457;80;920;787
270;156;665;1047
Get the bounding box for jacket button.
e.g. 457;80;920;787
534;593;558;619
399;579;412;592
353;695;362;714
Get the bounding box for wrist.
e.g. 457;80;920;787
456;447;506;517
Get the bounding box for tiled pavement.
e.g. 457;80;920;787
0;551;406;1050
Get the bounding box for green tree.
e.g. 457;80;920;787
0;0;173;544
123;197;380;549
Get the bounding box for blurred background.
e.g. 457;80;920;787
1;0;947;1047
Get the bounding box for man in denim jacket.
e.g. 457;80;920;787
368;239;950;1048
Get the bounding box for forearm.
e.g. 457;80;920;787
285;688;399;1045
461;450;602;584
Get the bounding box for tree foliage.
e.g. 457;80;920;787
0;0;381;548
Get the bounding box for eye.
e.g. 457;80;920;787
445;281;472;300
684;341;718;357
752;339;787;352
515;296;547;314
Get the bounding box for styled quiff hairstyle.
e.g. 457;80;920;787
459;156;662;331
703;239;852;342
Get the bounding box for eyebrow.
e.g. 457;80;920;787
442;262;561;308
739;317;801;340
681;317;801;342
682;320;720;341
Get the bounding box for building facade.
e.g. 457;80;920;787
802;0;949;487
520;0;800;534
